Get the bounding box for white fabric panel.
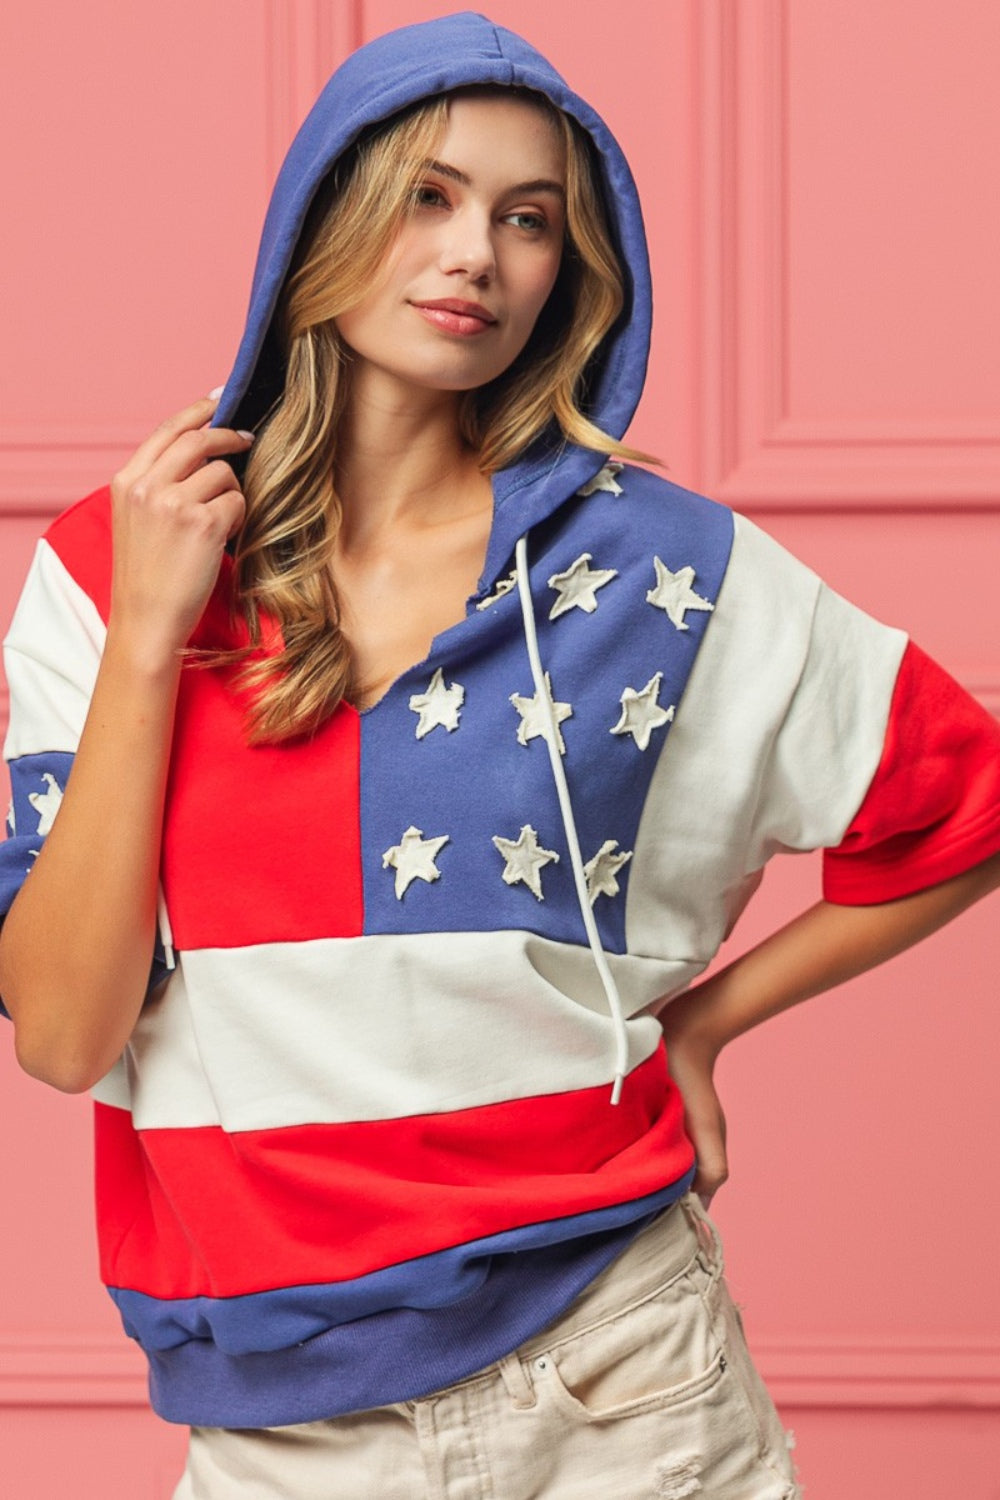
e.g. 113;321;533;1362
626;515;907;967
90;1056;132;1111
91;963;221;1120
111;931;689;1132
3;539;106;759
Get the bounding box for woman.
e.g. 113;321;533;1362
2;14;999;1498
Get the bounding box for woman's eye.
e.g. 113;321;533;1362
414;184;447;208
505;211;547;233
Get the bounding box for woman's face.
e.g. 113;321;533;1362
335;94;567;403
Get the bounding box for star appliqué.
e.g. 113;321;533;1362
382;825;449;899
584;840;633;904
510;673;573;755
475;570;518;610
611;672;675;751
577;461;624;497
547;553;618;620
28;772;63;835
492;824;560;900
408;668;465;739
646;558;714;631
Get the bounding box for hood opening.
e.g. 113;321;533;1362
214;13;653;554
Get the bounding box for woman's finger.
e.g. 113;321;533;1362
173;461;247;540
139;424;254;488
687;1092;728;1206
667;1047;729;1207
175;459;245;510
209;483;247;543
115;396;223;482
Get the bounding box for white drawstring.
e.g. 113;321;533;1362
156;883;176;972
514;534;629;1105
149;541;624;1075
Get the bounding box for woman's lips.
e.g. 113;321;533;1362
411;299;498;336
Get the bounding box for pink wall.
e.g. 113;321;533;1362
2;3;999;1495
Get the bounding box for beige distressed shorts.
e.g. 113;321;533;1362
175;1194;799;1498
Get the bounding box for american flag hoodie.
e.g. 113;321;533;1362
4;12;1000;1427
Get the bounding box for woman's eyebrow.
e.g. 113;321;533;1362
422;158;566;201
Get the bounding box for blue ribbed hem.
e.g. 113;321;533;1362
139;1175;694;1427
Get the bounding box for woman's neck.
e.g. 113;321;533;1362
334;371;489;549
329;370;494;709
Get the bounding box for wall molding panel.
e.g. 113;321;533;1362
0;2;365;518
0;429;134;515
758;1336;1000;1410
695;0;1000;509
0;1333;149;1408
3;1329;999;1410
264;0;364;181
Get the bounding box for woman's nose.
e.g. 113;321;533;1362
437;209;496;282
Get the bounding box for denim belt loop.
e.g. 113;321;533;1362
497;1351;537;1410
680;1192;723;1281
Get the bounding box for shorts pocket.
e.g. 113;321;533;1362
533;1338;728;1422
528;1256;731;1423
521;1204;800;1495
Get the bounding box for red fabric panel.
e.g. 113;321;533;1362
94;1046;693;1298
44;486;114;620
161;655;364;947
824;641;1000;903
45;486;365;945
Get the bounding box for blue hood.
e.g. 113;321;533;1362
215;11;652;587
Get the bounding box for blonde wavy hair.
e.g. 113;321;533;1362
229;86;651;742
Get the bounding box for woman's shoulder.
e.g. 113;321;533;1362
45;484;113;550
36;485;114;621
567;462;733;541
588;465;831;604
559;463;894;652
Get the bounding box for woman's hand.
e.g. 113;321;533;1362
653;852;1000;1209
108;396;253;667
1;398;252;1092
658;990;729;1208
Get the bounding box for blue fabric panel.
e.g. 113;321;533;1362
0;749;170;1006
110;1175;693;1357
359;474;733;950
132;1175;693;1428
1;752;75;918
1;752;74;1017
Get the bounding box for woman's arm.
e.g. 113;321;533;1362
656;849;1000;1204
0;398;251;1094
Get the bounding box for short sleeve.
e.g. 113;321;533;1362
823;641;1000;903
626;515;911;964
1;509;180;1010
1;535;106;927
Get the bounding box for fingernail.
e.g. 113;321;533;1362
208;385;225;400
237;430;255;442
